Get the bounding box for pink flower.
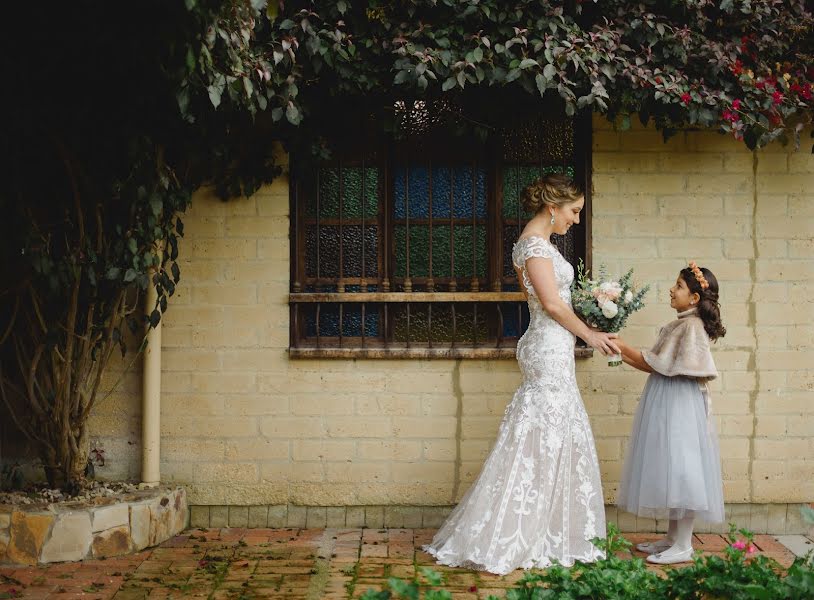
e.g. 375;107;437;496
748;544;757;554
732;99;742;110
731;540;747;550
680;92;691;105
772;90;784;104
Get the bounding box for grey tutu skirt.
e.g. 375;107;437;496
616;373;725;523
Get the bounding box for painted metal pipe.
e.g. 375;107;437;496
141;269;161;486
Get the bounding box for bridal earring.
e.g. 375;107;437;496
550;212;555;225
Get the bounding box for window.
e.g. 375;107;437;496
289;102;591;358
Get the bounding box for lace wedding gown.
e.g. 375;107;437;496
424;236;606;574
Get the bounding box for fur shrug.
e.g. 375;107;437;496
642;308;718;380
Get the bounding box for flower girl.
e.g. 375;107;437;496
613;262;726;565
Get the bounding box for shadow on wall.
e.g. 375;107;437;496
0;417;45;488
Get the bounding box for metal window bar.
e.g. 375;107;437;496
404;159;411;292
449;166;456;291
427;159;434;292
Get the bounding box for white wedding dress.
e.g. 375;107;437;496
424;236;606;574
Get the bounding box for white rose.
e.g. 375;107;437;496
600;300;619;318
624;290;633;303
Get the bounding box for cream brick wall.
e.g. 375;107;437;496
91;119;814;509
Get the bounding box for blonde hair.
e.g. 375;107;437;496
521;173;583;215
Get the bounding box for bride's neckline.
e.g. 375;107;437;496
514;234;552;246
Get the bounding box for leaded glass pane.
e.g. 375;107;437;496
305;225;340;278
394;225;486;279
341;225;379;278
392;304;488;343
342;168;379;219
304;303;379;337
394;165;486;219
306;166;379;219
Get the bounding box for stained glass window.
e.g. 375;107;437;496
290;108;590;357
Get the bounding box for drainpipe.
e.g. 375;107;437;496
141;267;161;487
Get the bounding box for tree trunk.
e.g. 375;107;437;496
42;425;89;490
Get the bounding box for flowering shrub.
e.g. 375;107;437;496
185;0;814;151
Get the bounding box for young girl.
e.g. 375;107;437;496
614;262;726;565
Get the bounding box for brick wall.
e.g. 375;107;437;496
92;116;814;525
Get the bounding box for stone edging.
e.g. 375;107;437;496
0;487;187;566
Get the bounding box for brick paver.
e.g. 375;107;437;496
0;529;800;599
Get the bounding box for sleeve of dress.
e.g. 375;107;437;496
524;238;557;262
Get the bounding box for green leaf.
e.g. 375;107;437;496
473;47;483;62
393;70;410;84
208;84;222;109
184;0;196;10
267;1;278;19
124;268;137;283
337;0;347;14
285;103;301;125
128;237;138;254
543;63;557;80
442;77;457;92
150;195;163;217
106;267;121;280
519;58;538;69
279;19;296;30
535;73;547;96
185;47;196;72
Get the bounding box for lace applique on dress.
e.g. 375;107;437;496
424;235;605;575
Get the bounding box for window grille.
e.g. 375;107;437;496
289;102;591;358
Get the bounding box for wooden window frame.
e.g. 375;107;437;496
288;113;593;359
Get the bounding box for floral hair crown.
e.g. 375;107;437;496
688;261;709;290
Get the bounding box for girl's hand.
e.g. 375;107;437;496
587;331;620;356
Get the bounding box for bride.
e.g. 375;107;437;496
424;174;619;574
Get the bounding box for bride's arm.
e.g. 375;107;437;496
525;257;620;356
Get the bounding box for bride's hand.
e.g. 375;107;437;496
586;331;620;356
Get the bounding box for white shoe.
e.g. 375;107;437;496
636;539;672;554
646;547;694;565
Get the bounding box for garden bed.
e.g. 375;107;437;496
0;486;186;566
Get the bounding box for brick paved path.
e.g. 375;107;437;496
0;528;798;599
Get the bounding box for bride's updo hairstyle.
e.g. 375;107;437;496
679;266;727;341
521;173;583;215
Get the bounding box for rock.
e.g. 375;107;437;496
7;511;54;565
92;526;130;558
130;504;151;551
0;531;9;563
149;497;173;546
91;503;129;533
172;489;188;534
40;512;92;563
0;510;11;529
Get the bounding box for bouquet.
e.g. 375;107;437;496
571;260;650;366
